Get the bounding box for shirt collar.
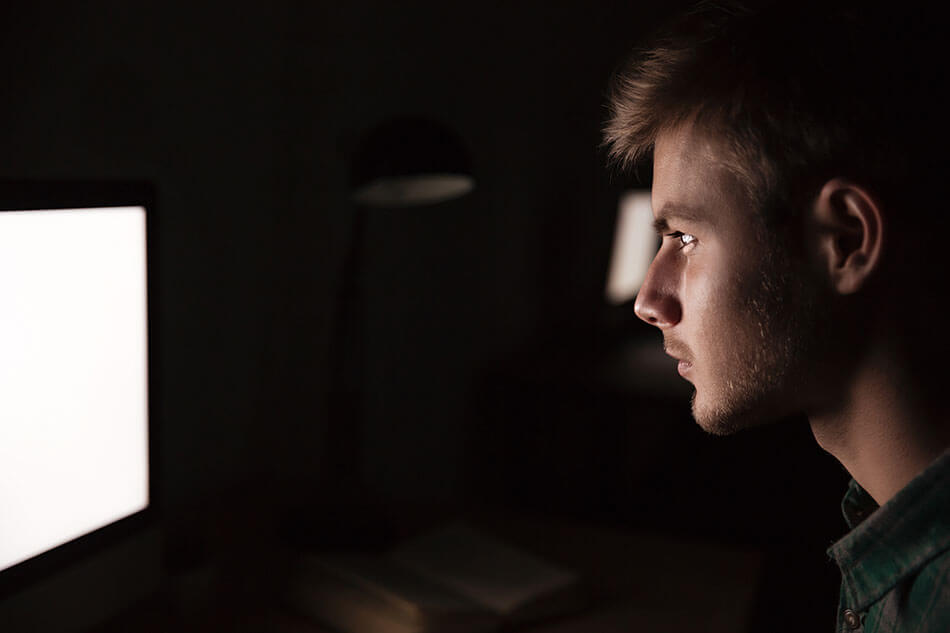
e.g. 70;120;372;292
826;449;950;613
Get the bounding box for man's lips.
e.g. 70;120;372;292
664;343;692;377
663;346;689;364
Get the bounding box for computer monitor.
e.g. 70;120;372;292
0;181;161;633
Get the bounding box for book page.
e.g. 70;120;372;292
389;523;578;616
300;553;485;620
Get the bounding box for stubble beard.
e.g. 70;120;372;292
692;244;817;436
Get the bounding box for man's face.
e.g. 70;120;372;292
635;122;817;434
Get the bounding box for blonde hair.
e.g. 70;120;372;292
603;0;946;228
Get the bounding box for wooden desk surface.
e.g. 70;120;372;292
96;502;762;633
466;513;762;633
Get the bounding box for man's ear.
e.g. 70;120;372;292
810;178;885;295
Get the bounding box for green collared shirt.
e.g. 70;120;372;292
826;450;950;632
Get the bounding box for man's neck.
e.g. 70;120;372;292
808;357;950;507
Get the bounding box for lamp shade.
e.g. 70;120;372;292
349;117;474;207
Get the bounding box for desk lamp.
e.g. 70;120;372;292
323;117;474;530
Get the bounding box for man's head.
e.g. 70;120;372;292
605;0;948;432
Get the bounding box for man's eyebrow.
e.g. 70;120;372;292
652;202;709;235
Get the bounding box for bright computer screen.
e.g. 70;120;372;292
0;203;150;575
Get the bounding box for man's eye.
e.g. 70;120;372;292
667;231;697;248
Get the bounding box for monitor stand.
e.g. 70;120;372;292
1;527;162;633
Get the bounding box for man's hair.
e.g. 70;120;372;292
604;0;948;230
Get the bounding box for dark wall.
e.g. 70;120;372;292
285;0;684;501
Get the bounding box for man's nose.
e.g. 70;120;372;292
634;257;681;328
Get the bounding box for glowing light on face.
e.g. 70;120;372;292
638;123;817;434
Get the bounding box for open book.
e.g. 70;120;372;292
286;522;585;633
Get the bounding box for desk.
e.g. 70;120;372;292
95;500;762;633
473;514;762;633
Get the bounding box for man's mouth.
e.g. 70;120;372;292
677;360;693;376
664;343;690;365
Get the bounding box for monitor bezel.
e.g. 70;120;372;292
0;180;160;601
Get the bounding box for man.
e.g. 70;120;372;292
604;1;950;631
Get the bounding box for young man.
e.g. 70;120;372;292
604;1;950;631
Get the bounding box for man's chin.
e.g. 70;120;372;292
693;412;744;436
691;391;778;436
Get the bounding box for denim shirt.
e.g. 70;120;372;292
826;450;950;632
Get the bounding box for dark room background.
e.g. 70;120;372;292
1;2;851;630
